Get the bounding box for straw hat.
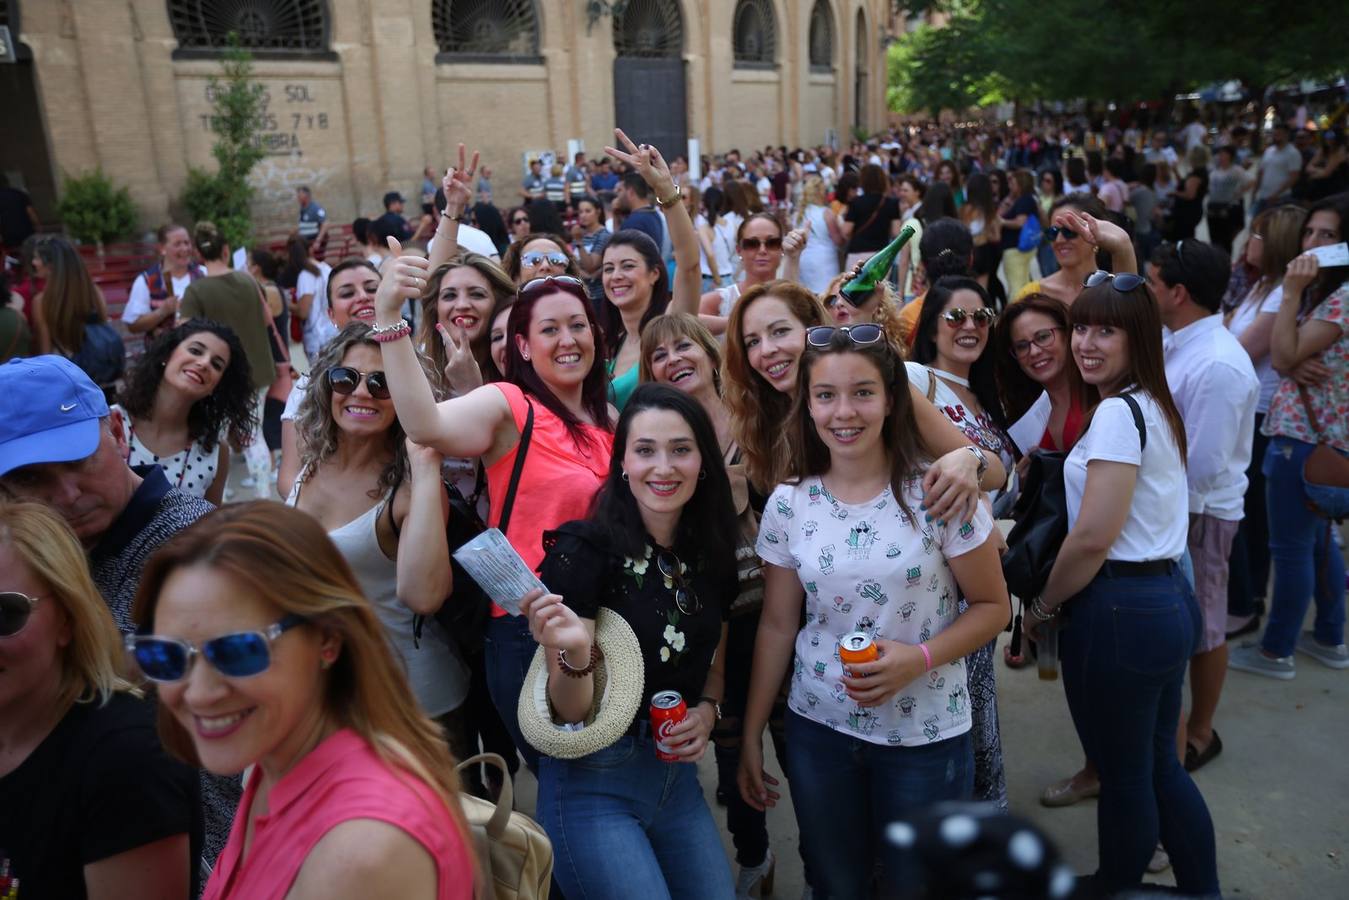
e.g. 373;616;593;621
517;607;645;760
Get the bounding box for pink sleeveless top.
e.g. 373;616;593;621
203;729;474;900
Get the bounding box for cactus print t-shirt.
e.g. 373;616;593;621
756;475;993;747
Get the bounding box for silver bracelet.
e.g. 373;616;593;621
965;444;989;480
1030;596;1059;620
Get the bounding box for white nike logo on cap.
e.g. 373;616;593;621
61;403;77;412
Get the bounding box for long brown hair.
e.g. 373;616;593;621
724;280;827;491
1248;205;1306;304
417;252;515;393
131;502;474;869
36;236;106;355
1070;281;1187;460
790;336;932;525
993;293;1098;429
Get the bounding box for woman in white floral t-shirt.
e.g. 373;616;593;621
1231;192;1349;677
737;323;1008;899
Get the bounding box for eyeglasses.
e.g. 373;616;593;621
656;551;701;616
126;614;308;682
1083;270;1145;292
806;323;885;347
1043;226;1080;243
941;307;997;327
1010;327;1062;358
327;366;390;400
0;592;40;638
522;250;571;269
740;237;783;252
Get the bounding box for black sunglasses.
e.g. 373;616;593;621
327;366;390;400
656;551;701;616
1043;225;1080;243
0;591;40;638
512;217;530;225
126;614;308;682
740;237;783;252
806;323;885;347
941;307;997;327
1083;270;1146;292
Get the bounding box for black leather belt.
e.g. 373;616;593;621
1099;559;1177;579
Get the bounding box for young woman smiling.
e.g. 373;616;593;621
417;252;516;397
995;293;1097;456
1025;274;1218;897
723;280;1005;517
114;320;257;503
739;325;1008;898
1013;195;1136;305
521;384;739;899
373;245;614;771
697;213;795;336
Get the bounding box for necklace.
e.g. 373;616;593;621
929;367;971;388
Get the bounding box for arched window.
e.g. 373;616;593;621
167;0;330;57
432;0;541;62
808;0;833;72
732;0;776;68
613;0;683;59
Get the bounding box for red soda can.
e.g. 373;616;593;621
650;690;687;762
838;631;880;666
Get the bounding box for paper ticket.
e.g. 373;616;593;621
452;528;546;617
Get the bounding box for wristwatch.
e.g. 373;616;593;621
696;696;722;721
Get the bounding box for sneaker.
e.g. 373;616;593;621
1296;632;1349;669
735;848;775;899
1228;641;1295;680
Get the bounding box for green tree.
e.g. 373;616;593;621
182;33;266;249
56;169;139;247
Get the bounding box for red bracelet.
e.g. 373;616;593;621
371;319;412;343
919;642;933;671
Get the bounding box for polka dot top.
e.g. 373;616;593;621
112;404;220;499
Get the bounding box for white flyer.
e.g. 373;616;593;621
1308;242;1349;267
452;528;546;617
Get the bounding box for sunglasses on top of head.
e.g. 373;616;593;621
327;366;390;400
0;591;40;638
522;250;571;269
126;614;308;682
941;307;997;327
1043;225;1080;243
740;237;783;252
806;323;885;347
1083;270;1145;292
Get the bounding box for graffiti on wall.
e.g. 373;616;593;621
199;82;330;157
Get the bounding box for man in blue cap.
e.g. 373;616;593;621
0;355;213;632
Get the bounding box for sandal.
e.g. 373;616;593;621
1184;730;1223;773
1039;775;1100;808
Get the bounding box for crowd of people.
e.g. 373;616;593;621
1;102;1347;900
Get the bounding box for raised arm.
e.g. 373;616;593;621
605;128;701;316
426;144;480;273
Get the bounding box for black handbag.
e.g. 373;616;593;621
1002;394;1147;601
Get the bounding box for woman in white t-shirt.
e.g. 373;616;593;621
1026;272;1218;897
738;324;1008;899
1222;205;1306;635
282;234;335;364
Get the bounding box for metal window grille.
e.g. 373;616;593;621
612;0;683;59
167;0;328;53
432;0;540;61
733;0;776;67
808;0;833;71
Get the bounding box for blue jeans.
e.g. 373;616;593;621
483;614;541;771
1261;437;1347;657
783;710;973;899
538;730;735;900
1059;566;1219;895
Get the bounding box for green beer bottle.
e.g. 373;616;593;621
839;223;917;306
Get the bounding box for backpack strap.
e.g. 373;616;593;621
1119;392;1148;452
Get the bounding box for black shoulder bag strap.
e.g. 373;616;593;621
1119;392;1148;452
496;398;535;537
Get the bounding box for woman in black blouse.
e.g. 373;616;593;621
521;382;739;899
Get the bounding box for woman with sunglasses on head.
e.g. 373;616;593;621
130;502;475;899
519;383;738;899
906;275;1014;810
372;240;614;772
1230;192;1349;680
1024;272;1218;897
113;319;257;504
738;324;1009;898
598;130;704;411
287;323;467;732
1013;195;1137;305
0;501;200;900
724;280;1005;520
698;212;792;336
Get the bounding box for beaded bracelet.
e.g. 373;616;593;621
370;319;412;343
557;644;600;678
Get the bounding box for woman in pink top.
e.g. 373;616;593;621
130;503;476;899
375;240;614;771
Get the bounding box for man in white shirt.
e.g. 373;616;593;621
1151;238;1259;773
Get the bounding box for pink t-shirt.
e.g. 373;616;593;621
204;729;474;900
486;383;612;614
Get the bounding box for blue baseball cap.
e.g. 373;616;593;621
0;356;109;478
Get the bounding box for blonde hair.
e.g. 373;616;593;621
821;272;907;355
796;175;828;226
132;502;474;869
0;501;136;710
638;312;723;393
723;280;827;491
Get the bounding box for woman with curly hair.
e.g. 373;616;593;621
288;322;469;742
113;319;256;503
